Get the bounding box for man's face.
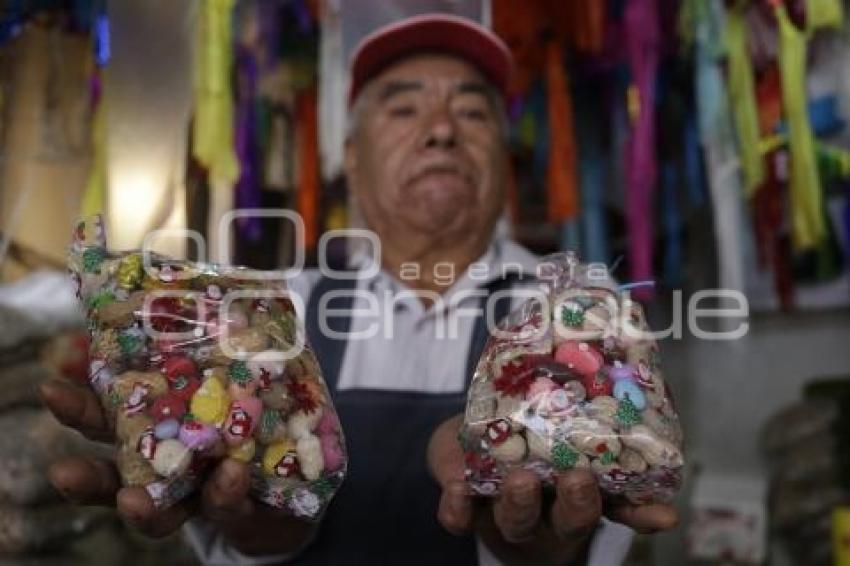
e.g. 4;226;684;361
345;54;507;251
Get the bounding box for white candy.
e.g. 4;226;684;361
491;433;526;463
621;425;683;467
287;408;324;440
567;421;622;458
296;434;324;481
151;439;191;478
526;430;551;461
247;350;286;379
618;448;648;473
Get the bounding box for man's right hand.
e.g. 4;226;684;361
39;378;316;556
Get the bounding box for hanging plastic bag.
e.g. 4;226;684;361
68;216;346;518
461;252;683;504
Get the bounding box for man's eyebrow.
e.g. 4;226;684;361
377;80;423;102
455;81;500;107
454;81;494;97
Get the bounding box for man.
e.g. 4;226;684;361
40;14;677;564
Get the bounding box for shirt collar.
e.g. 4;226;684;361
346;236;540;318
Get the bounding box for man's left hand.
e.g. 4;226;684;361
428;415;679;564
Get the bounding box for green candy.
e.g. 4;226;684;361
87;290;116;309
116;332;142;355
599;451;616;465
560;304;585;327
229;360;252;385
615;397;642;427
82;247;106;274
552;442;579;470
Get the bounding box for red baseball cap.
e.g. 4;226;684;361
348;13;513;106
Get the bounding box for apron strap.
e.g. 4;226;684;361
306;271;528;394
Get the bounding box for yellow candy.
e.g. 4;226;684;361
228;438;256;463
190;378;230;425
262;440;296;477
116;254;144;290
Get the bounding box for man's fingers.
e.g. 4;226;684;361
437;480;473;536
48;456;120;506
202;458;254;521
551;469;602;541
39;379;112;442
117;487;193;538
493;470;542;543
607;503;679;534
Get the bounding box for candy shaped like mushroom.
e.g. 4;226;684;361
223;398;262;446
263;441;301;478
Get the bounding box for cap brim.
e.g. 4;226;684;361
348;13;512;105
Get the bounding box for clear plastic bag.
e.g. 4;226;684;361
461;252;684;504
68;216;346;517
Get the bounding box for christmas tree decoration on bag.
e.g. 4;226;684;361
68;216;346;518
460;252;684;504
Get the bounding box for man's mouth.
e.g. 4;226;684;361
404;163;474;190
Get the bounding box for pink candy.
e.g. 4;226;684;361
554;342;604;378
178;420;219;451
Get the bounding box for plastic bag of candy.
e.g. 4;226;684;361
68;216;346;518
461;252;683;504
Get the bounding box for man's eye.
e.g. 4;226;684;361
389;105;417;118
458;108;488;121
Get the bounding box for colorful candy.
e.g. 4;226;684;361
461;252;683;504
69;215;347;515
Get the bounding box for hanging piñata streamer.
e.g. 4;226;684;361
297;88;320;251
773;0;826;250
233;45;262;242
192;0;239;187
624;0;660;300
725;1;764;198
545;40;579;225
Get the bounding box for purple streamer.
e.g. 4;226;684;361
234;45;262;243
293;0;312;34
624;0;660;301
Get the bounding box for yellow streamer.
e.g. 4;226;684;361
725;2;764;197
192;0;239;186
81;98;107;217
806;0;843;32
774;3;826;250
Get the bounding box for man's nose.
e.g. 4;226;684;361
421;108;457;150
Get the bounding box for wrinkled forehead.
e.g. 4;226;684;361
356;52;499;105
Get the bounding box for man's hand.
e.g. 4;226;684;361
428;415;678;565
39;378;316;556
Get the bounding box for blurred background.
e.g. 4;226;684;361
0;0;849;564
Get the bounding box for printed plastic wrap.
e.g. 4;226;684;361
461;252;684;504
68;216;346;518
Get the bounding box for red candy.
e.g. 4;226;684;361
582;373;614;399
150;393;187;422
554;342;604;378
